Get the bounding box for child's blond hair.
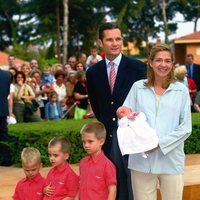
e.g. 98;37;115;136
80;121;106;140
21;147;41;165
48;136;71;154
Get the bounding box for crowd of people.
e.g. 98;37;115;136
3;46;103;124
0;21;199;200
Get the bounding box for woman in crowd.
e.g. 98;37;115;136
73;71;88;119
53;70;67;102
31;70;50;119
13;71;41;122
74;61;85;71
123;44;192;200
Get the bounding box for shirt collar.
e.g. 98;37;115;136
25;173;42;183
105;53;122;68
138;80;184;92
89;151;104;163
53;162;69;172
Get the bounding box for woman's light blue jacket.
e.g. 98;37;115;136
123;79;192;174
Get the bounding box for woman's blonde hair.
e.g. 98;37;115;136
144;44;175;88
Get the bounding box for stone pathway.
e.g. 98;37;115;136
0;155;199;200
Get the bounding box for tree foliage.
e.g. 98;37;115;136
0;0;199;60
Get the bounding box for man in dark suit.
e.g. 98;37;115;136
86;22;146;200
0;69;11;166
186;53;200;91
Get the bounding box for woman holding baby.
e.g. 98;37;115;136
123;44;192;200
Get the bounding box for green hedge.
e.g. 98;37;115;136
5;114;200;166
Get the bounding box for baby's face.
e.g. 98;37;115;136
117;107;132;118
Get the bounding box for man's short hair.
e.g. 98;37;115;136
98;22;121;41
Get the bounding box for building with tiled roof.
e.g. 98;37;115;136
0;51;29;69
174;31;200;64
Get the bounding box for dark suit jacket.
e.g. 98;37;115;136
0;69;10;117
192;63;200;91
86;54;146;155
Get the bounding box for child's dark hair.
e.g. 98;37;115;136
49;91;58;99
48;136;71;153
80;121;106;140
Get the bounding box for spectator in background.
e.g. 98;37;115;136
21;63;32;84
194;91;200;112
45;91;63;121
65;70;77;118
174;65;197;105
7;55;16;69
13;71;41;123
53;70;67;102
78;52;87;65
68;56;77;70
8;72;15;120
31;70;50;119
51;63;63;75
86;46;102;70
74;71;88;119
74;61;85;71
64;63;72;74
185;54;200;91
9;67;18;77
42;66;54;89
30;59;39;71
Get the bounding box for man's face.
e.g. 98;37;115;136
98;28;123;60
8;56;15;66
186;56;193;65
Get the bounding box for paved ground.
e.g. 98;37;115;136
0;155;199;200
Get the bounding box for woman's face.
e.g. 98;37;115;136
56;75;64;85
21;66;30;76
76;63;84;71
33;73;41;83
150;51;173;80
16;74;24;84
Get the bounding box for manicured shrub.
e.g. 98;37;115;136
7;113;200;166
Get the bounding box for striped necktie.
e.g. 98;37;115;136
109;61;116;94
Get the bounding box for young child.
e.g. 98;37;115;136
43;136;79;199
45;91;63;120
78;121;117;200
116;106;159;158
42;66;54;87
13;147;45;199
85;46;102;70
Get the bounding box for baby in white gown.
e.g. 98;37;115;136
116;106;158;158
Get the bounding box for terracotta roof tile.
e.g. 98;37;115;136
174;31;200;42
0;51;29;66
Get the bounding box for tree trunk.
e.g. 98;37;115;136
162;0;169;44
62;0;69;65
56;1;61;62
